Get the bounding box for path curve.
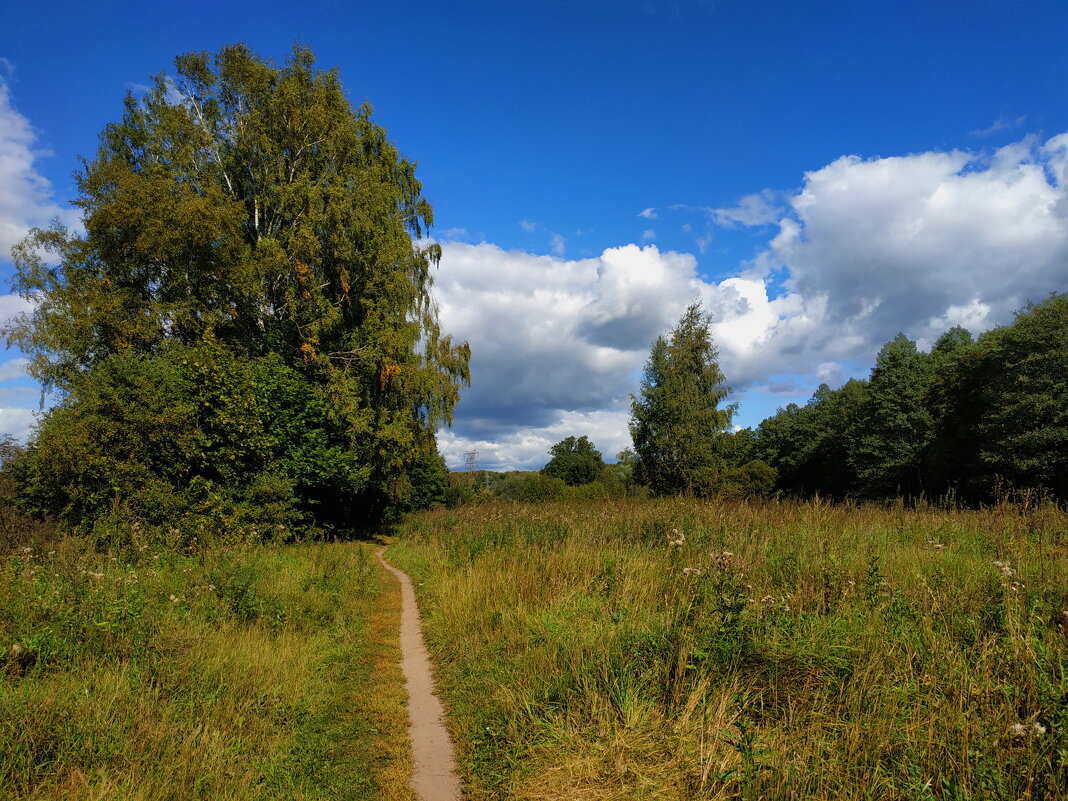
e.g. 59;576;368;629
375;548;462;801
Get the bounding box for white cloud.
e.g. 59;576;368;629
713;189;782;227
433;130;1068;469
639;207;658;219
519;219;537;232
549;233;566;256
0;293;33;325
641;228;656;240
971;113;1026;138
0;407;36;443
438;408;633;471
431;241;806;468
0;77;75;261
0;357;29;381
770;135;1068;353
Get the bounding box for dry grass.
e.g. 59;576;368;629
391;496;1068;800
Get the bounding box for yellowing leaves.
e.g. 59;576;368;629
379;362;401;390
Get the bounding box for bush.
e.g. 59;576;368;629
11;342;374;542
720;460;778;498
496;472;567;503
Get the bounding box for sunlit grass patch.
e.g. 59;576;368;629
0;539;407;800
392;496;1068;800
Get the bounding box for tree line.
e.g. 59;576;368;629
523;294;1066;505
754;293;1067;502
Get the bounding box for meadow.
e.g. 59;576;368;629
390;496;1068;800
0;526;414;801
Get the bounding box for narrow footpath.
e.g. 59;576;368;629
375;548;462;801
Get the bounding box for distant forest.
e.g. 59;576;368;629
752;293;1066;503
469;292;1066;508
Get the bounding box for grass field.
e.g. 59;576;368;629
0;535;414;801
390;496;1068;800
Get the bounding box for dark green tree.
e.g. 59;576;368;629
541;435;605;486
963;295;1068;498
756;379;868;497
629;303;735;496
923;326;978;498
848;334;932;498
5;44;470;531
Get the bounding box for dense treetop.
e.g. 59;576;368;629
4;44;469;535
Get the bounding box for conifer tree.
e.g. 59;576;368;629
629;303;735;496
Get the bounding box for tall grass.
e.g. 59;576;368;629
0;535;413;800
391;497;1068;800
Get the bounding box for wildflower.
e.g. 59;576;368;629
760;595;776;606
169;594;179;603
710;551;734;570
10;643;23;657
992;560;1016;578
682;567;702;576
1010;721;1046;738
667;528;685;547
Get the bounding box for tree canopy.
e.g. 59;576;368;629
629;303;736;496
5;44;469;535
754;294;1068;503
541;435;605;486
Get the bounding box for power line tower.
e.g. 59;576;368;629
464;450;479;481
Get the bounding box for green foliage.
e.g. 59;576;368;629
847;334;933;498
630;303;736;496
719;460;778;499
756;295;1068;503
756;380;868;497
4;43;469;532
541;435;605;486
11;341;385;539
963;294;1068;497
495;471;567;503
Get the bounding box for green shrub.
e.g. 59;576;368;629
495;471;567;503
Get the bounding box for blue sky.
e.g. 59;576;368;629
2;0;1068;468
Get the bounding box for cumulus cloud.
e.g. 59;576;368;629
433;131;1068;469
642;228;656;240
0;357;29;381
639;207;658;219
771;135;1068;354
0;293;33;324
0;77;74;261
437;407;634;472
549;233;566;256
431;242;804;468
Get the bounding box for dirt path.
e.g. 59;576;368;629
375;548;462;801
